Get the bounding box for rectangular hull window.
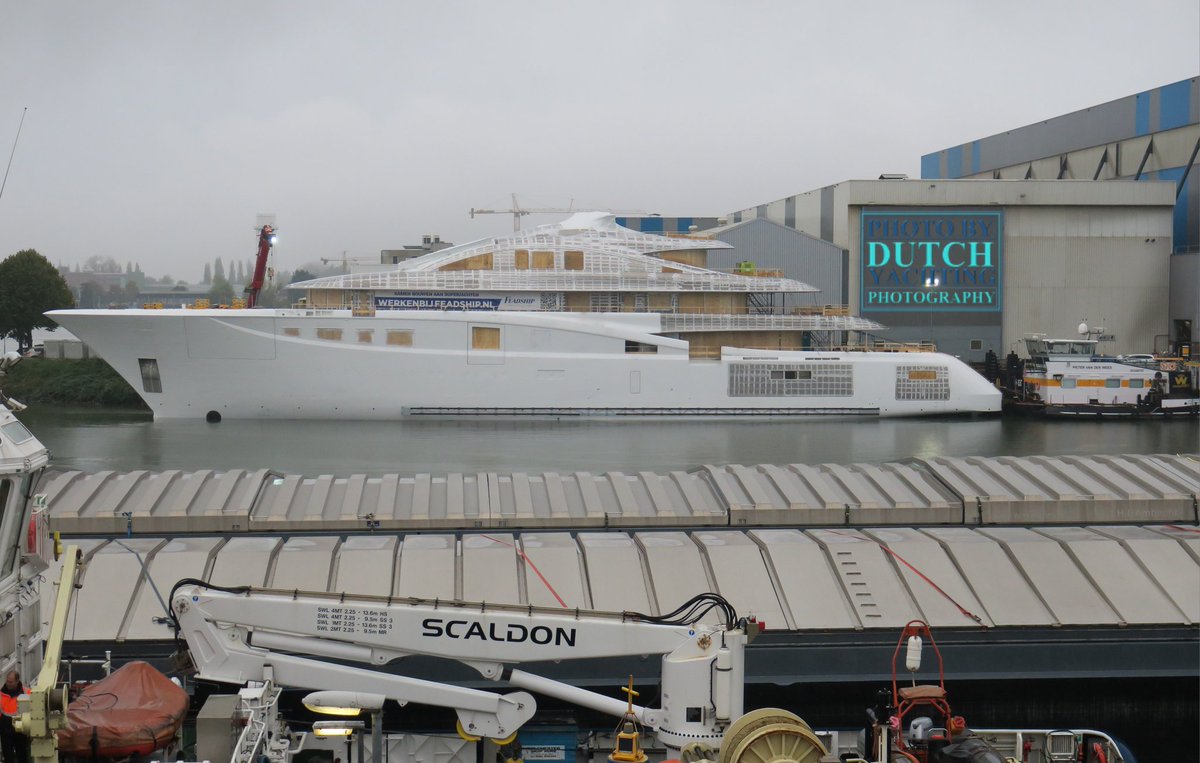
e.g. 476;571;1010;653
472;326;501;350
386;330;413;346
895;365;950;401
138;358;162;393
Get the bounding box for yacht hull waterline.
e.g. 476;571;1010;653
48;308;1001;420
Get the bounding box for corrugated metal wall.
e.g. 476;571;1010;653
703;219;845;309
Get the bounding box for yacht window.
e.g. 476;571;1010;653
1105;378;1122;388
634;293;648;312
316;328;343;341
770;370;811;380
625;341;658;354
1071;342;1093;355
907;370;938;381
514;250;530;270
532;251;554;269
590;293;623;312
1061;378;1077;388
970;339;983;350
138;358;162;393
386;330;413;346
472;326;501;350
357;330;374;344
1129;378;1145;389
282;327;300;337
564;251;585;270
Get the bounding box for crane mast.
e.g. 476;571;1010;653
246;225;276;308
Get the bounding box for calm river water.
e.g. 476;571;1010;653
15;406;1199;475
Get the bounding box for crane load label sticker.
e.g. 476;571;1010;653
315;606;394;636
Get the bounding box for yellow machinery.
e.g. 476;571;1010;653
14;546;82;763
609;677;646;763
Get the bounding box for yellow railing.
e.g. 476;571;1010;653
793;305;850;316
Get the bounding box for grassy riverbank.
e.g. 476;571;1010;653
0;358;148;408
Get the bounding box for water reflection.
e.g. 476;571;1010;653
15;406;1198;476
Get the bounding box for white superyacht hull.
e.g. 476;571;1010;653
49;309;1001;420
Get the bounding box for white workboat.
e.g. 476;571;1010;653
49;213;1000;421
1015;334;1199;416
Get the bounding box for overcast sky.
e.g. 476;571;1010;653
0;1;1196;281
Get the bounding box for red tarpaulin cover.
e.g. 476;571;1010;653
57;661;189;758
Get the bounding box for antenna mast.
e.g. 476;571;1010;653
0;107;28;204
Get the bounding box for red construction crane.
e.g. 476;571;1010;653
246;224;276;308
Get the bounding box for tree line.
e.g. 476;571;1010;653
0;248;331;351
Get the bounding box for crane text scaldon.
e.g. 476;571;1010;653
421;618;578;646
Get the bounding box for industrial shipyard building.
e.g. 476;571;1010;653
726;77;1199;363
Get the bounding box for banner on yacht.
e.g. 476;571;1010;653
375;292;540;311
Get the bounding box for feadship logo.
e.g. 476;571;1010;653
421;618;577;646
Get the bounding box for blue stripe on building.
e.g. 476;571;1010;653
676;217;693;233
972;141;981;174
640;216;664;233
947;146;963;178
920;152;941;179
1159;80;1192;131
1135;91;1151;136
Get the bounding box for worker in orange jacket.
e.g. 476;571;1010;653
0;671;28;763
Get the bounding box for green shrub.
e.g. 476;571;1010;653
0;358;148;408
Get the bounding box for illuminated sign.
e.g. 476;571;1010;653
374;291;539;311
860;210;1002;312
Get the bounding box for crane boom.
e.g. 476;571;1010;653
470;194;648;231
246;225;275;308
172;582;750;749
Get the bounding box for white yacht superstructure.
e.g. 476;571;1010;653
49;213;1001;420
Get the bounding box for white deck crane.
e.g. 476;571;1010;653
171;582;756;752
169;580;1129;763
